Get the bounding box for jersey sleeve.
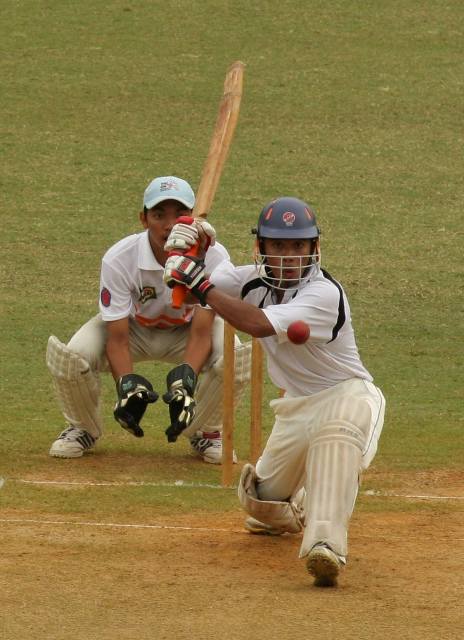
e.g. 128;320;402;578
209;260;253;298
99;257;133;321
204;242;230;274
263;280;343;344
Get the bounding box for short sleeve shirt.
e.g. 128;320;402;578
99;231;229;328
210;261;373;396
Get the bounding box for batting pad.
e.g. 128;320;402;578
299;403;371;558
46;336;102;438
238;463;304;534
182;341;252;438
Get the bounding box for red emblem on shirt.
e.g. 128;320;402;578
100;287;111;307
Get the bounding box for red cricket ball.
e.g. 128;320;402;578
287;320;310;344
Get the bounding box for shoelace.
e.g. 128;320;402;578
59;428;95;447
192;437;221;452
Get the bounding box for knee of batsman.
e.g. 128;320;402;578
311;418;371;450
319;397;372;434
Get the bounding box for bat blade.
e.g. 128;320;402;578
171;61;245;309
193;60;245;219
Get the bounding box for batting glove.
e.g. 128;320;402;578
163;254;215;306
164;219;216;253
113;374;159;437
162;364;198;442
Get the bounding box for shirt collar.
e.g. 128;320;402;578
138;230;164;270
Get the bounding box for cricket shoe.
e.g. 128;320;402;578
305;542;346;587
49;426;97;458
189;430;237;465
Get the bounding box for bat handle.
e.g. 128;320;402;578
169;216;199;309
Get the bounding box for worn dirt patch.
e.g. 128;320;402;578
1;502;463;640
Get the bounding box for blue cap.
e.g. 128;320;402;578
143;176;195;210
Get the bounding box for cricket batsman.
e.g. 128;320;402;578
163;196;386;586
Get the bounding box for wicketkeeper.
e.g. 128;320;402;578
46;176;250;463
163;196;386;586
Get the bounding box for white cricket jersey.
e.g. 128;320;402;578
210;262;373;396
99;231;229;328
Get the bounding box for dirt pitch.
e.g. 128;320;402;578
2;470;463;640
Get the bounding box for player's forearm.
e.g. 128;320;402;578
106;338;133;380
183;336;212;373
204;288;275;338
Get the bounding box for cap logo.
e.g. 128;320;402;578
160;180;179;192
282;211;296;225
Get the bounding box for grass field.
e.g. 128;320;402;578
1;1;463;638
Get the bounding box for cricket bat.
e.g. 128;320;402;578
171;60;245;309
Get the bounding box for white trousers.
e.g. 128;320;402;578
255;378;386;558
68;313;223;373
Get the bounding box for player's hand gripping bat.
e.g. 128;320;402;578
170;60;245;309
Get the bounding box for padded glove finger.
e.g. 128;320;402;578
163;254;206;289
164;222;199;252
114;374;158;437
163;255;215;306
163;364;197;442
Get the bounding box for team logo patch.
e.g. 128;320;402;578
139;286;157;304
282;211;296;225
160;180;179;192
100;287;111;307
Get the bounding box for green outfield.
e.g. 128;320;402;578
1;1;463;637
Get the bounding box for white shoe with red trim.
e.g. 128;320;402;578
189;430;237;465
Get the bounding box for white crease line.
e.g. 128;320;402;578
4;479;464;501
363;491;464;501
389;494;464;501
9;478;233;490
2;518;463;541
0;517;243;533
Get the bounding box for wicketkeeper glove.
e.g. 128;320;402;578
163;254;215;306
162;364;198;442
113;374;159;438
164;218;216;253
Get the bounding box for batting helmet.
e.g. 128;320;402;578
254;197;320;240
252;197;321;291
